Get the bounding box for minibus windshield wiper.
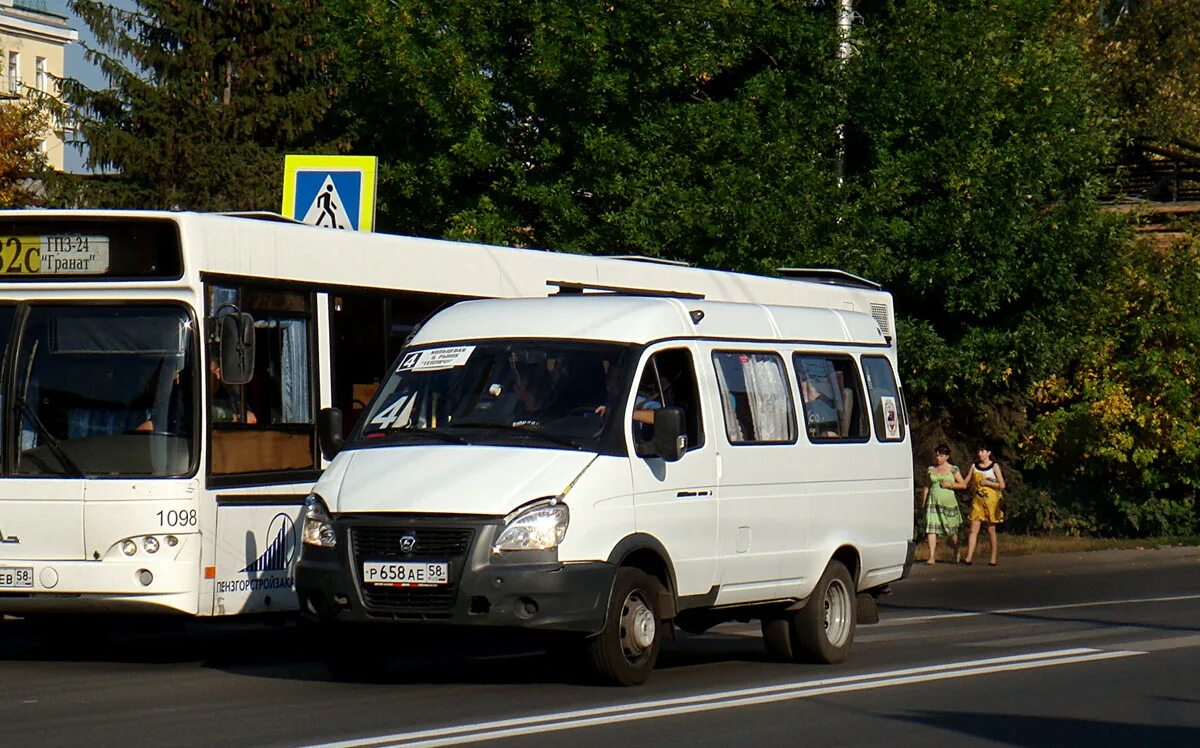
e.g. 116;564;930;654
381;427;469;445
12;397;86;477
446;422;583;450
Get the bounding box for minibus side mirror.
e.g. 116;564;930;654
218;312;256;385
318;407;345;461
650;406;686;463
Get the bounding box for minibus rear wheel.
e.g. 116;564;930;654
761;560;856;664
585;567;665;686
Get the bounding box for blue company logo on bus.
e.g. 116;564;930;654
240;513;297;573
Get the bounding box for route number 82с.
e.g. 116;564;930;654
157;509;197;528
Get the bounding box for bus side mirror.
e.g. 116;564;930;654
650;406;686;463
318;407;345;461
219;312;256;385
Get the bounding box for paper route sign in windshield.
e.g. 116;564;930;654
398;345;476;372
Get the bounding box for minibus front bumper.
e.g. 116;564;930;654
295;516;614;634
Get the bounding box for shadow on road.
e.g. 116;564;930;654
0;615;779;686
887;710;1200;746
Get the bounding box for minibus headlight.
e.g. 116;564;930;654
494;502;569;552
302;494;337;549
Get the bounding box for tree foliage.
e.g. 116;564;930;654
57;0;1198;534
1022;233;1200;535
332;0;844;270
63;0;344;210
0;101;50;207
1069;0;1200;145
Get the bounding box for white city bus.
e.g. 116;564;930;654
0;210;906;619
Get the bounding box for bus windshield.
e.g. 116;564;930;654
354;341;632;452
8;304;197;477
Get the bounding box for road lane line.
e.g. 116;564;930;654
960;626;1146;649
880;593;1200;626
1115;633;1200;653
304;648;1142;748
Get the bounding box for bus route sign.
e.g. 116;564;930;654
281;155;378;233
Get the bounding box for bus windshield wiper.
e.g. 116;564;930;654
13;397;86;477
447;422;582;450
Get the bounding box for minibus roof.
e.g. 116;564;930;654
411;296;888;348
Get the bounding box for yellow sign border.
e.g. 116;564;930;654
281;154;378;233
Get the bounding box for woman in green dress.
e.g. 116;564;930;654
919;444;966;564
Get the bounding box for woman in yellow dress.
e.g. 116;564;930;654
963;445;1005;566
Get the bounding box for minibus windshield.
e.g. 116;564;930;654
7;304;197;477
355;341;632;451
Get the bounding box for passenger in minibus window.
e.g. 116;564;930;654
594;361;658;427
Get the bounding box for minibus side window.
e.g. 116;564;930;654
634;348;704;453
793;354;870;443
711;351;796;445
860;355;906;442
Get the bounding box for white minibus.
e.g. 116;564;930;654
0;210;908;625
297;293;914;685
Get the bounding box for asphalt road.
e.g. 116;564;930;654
2;547;1198;748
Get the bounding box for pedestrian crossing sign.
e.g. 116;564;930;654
281;155;378;232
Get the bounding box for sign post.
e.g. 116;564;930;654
281;155;378;232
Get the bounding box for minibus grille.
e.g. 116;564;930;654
351;525;476;615
352;526;475;559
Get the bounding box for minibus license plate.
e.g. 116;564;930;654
0;567;33;588
362;561;449;586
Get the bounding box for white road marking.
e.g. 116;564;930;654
960;626;1146;648
1116;634;1200;653
304;648;1144;748
880;593;1200;626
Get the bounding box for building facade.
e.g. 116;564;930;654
0;0;78;171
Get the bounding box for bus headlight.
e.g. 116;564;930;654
302;494;337;549
143;536;161;554
494;501;569;552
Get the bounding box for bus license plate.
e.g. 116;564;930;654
362;561;449;586
0;567;33;588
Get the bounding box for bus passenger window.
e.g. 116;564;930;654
712;351;795;445
208;285;316;476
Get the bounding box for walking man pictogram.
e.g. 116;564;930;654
315;185;341;228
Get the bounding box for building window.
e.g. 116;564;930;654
35;57;47;92
7;52;19;94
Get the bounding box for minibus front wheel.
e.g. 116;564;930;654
585;567;665;686
762;559;856;664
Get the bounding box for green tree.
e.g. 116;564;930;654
1069;0;1200;145
834;0;1124;458
1023;233;1200;535
62;0;344;210
333;0;844;269
0;101;50;207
